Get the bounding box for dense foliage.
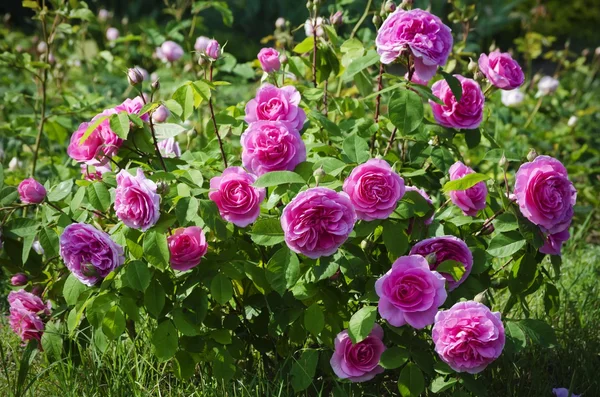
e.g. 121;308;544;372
1;1;598;396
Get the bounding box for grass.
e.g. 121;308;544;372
1;245;599;396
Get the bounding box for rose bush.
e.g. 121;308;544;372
0;1;589;395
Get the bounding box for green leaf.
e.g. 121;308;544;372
487;231;526;258
388;89;424;133
70;186;86;213
5;218;38;238
172;84;194;120
379;346;409;369
79;116;108;145
102;306;125;340
152;320;178;361
143;230;170;269
430;376;458;393
22;234;34;264
249;218;285;246
493;213;519;232
344;50;379;79
290;349;319;392
506;321;526;353
516;319;557;348
443;173;489;193
86;182;111;212
430;146;454;174
63;274;88;305
38;228;59;258
348;306;377;344
175;197;199;226
266;246;301;296
544;283;560;316
292;37;314;54
47;179;73;202
210;273;233;305
436;260;466;282
87;294;116;328
144;279;165;318
174;351;196;380
461;373;488;396
398;362;425;397
123;260;152;292
212;347;236;381
465;129;481;149
153;123;187;139
109;112;130;140
343;134;370;164
253;171;305;188
440;71;462;102
508;254;538;294
383;221;409;257
304;303;325;337
41;321;62;361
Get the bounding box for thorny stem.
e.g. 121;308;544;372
370;63;385;153
474;208;506;236
139;92;168;172
45;201;77;223
208;63;228;168
491;257;514;277
312;13;318;88
383;127;397;156
322;79;328;114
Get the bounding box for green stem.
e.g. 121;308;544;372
350;0;373;39
524;96;543;129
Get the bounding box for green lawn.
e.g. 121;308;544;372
2;245;599;396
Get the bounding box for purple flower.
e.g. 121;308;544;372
375;255;447;328
405;186;433;225
18;178;46;204
538;76;559;95
106;27;119;41
194;36;210;52
448;161;488;216
376;9;453;82
501;89;525;107
478;50;524;90
152;105;170;123
432;301;505;374
158;137;181;158
59;223;124;286
342;159;405;221
156;41;184;63
409;236;473;290
205;39;220;60
552;388;581;397
241;121;306;176
514;155;576;234
540;229;570;256
114;169;161;231
257;47;281;73
281;187;356;259
209;167;266;227
430;75;485;130
168;227;208;271
245;84;306;132
330;324;386;382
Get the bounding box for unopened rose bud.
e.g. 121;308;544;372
31;285;44;296
473;291;488;304
279;54;288;64
11;273;28;286
152;105;169;123
275;17;286;29
499;154;507;167
474;71;485;81
151;79;160;91
480;222;495;236
156;181;170;195
306;1;312;9
385;1;396;13
360;240;368;250
187;129;198;139
595;47;600;56
47;52;55;64
81;263;98;277
425;252;437;265
372;15;382;27
527;148;538;162
98;9;110;22
313;167;326;185
400;0;413;9
468;57;477;72
106;27;119;41
205;39;220;60
36;41;47;54
330;10;343;26
582;48;590;57
127;67;144;86
567;115;578;127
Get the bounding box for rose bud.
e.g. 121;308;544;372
167;227;208;271
106;27;119;41
11;273;28;286
205;39;220;60
127;67;144;86
330;11;343;26
18;178;46;204
152;105;170;123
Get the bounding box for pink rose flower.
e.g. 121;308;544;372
8;290;51;343
409;235;473;290
113;96;149;122
114;169;161;231
405;72;429;86
405;186;433;225
209;167;266;227
60;223;125;286
11;273;28;286
448;161;488;216
539;229;570;256
168;227;208;271
330;324;386;382
376;9;453;82
205;39;220;60
432;301;505;374
304;17;324;37
342;159;405;221
281;187;356;259
156;41;184;62
18;178;46;204
81;162;111;181
478;50;524;90
67;114;123;165
552;388;581;397
430;75;485;130
241;121;306;176
245;84;306;132
158;137;181;158
514;155;576;234
257;47;281;73
194;36;210;52
375;255;447;328
106;27;119;41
